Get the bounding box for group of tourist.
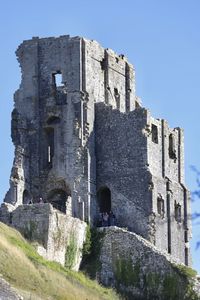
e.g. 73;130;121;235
99;211;116;227
27;197;44;205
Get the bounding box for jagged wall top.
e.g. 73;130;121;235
14;34;137;115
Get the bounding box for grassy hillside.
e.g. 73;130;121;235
0;222;119;300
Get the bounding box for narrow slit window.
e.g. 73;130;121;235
114;88;120;109
151;124;158;144
48;146;51;163
175;202;181;223
169;133;176;160
157;197;165;218
45;128;54;168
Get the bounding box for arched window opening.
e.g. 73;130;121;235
47;116;60;125
169;133;176;160
23;190;32;205
97;187;111;213
45;127;54;168
47;189;70;213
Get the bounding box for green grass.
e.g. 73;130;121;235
81;226;105;279
0;222;119;300
173;263;197;279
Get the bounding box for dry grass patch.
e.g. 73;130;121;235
0;222;119;300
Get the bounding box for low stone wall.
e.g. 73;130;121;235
0;203;87;271
0;203;16;224
0;275;22;300
11;203;51;247
98;227;198;299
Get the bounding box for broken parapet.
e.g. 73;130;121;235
98;227;199;299
2;34;192;271
0;203;87;271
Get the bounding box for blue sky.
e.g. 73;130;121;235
1;0;200;271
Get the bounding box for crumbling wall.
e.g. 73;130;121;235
5;36;92;223
146;113;191;265
0;203;87;270
98;227;197;299
5;35;138;223
95;103;153;239
2;34;191;270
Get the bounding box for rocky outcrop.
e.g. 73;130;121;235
0;203;87;271
0;275;23;300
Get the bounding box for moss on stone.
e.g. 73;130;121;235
65;233;78;269
23;220;37;241
82;224;92;257
143;272;160;299
114;258;140;288
162;274;181;299
112;258;200;300
173;264;197;279
81;227;105;279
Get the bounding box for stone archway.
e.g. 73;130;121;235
47;189;71;213
97;187;111;213
22;190;32;204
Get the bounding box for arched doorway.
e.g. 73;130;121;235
22;190;31;204
97;187;111;213
47;189;69;213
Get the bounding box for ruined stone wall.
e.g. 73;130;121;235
95;104;153;239
5;36;92;222
146;113;191;265
79;39;137;223
2;34;191;269
147;115;185;183
5;36;137;223
95;102;191;265
98;227;196;299
0;203;87;270
84;38;136;112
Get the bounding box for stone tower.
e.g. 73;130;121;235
3;35;191;266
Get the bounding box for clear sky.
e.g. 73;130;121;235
1;0;200;271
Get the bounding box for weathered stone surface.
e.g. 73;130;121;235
98;227;197;299
0;203;15;224
0;275;23;300
1;34;192;272
1;203;87;270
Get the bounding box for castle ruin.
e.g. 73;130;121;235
1;35;192;270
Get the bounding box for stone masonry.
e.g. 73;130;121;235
0;275;23;300
0;202;86;270
98;227;198;299
0;35;191;268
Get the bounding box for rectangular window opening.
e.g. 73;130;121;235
175;202;182;223
157;196;165;218
152;124;158;144
169;133;177;161
52;72;63;88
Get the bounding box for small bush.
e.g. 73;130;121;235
65;233;77;269
81;227;105;278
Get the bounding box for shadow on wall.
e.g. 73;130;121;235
47;189;71;213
